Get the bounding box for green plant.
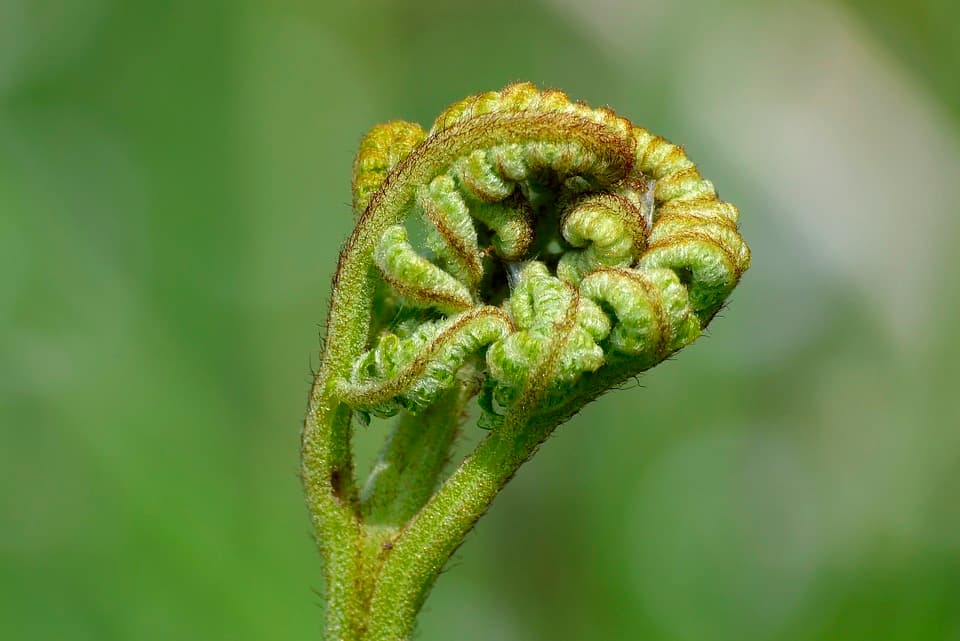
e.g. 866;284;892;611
301;82;750;641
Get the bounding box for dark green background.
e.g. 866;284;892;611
3;0;958;639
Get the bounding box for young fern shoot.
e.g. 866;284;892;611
301;83;750;641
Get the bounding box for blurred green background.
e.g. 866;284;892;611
3;0;959;639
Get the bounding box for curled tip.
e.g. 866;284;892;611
353;121;427;216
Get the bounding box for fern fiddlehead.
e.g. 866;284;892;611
302;83;750;641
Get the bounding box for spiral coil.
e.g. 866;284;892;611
341;82;750;424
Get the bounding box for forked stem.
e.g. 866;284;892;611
362;412;560;640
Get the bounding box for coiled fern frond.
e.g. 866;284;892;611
302;83;749;641
342;82;747;425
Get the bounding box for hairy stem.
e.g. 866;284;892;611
301;385;364;640
361;372;479;527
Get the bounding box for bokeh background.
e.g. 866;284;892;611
2;0;959;639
